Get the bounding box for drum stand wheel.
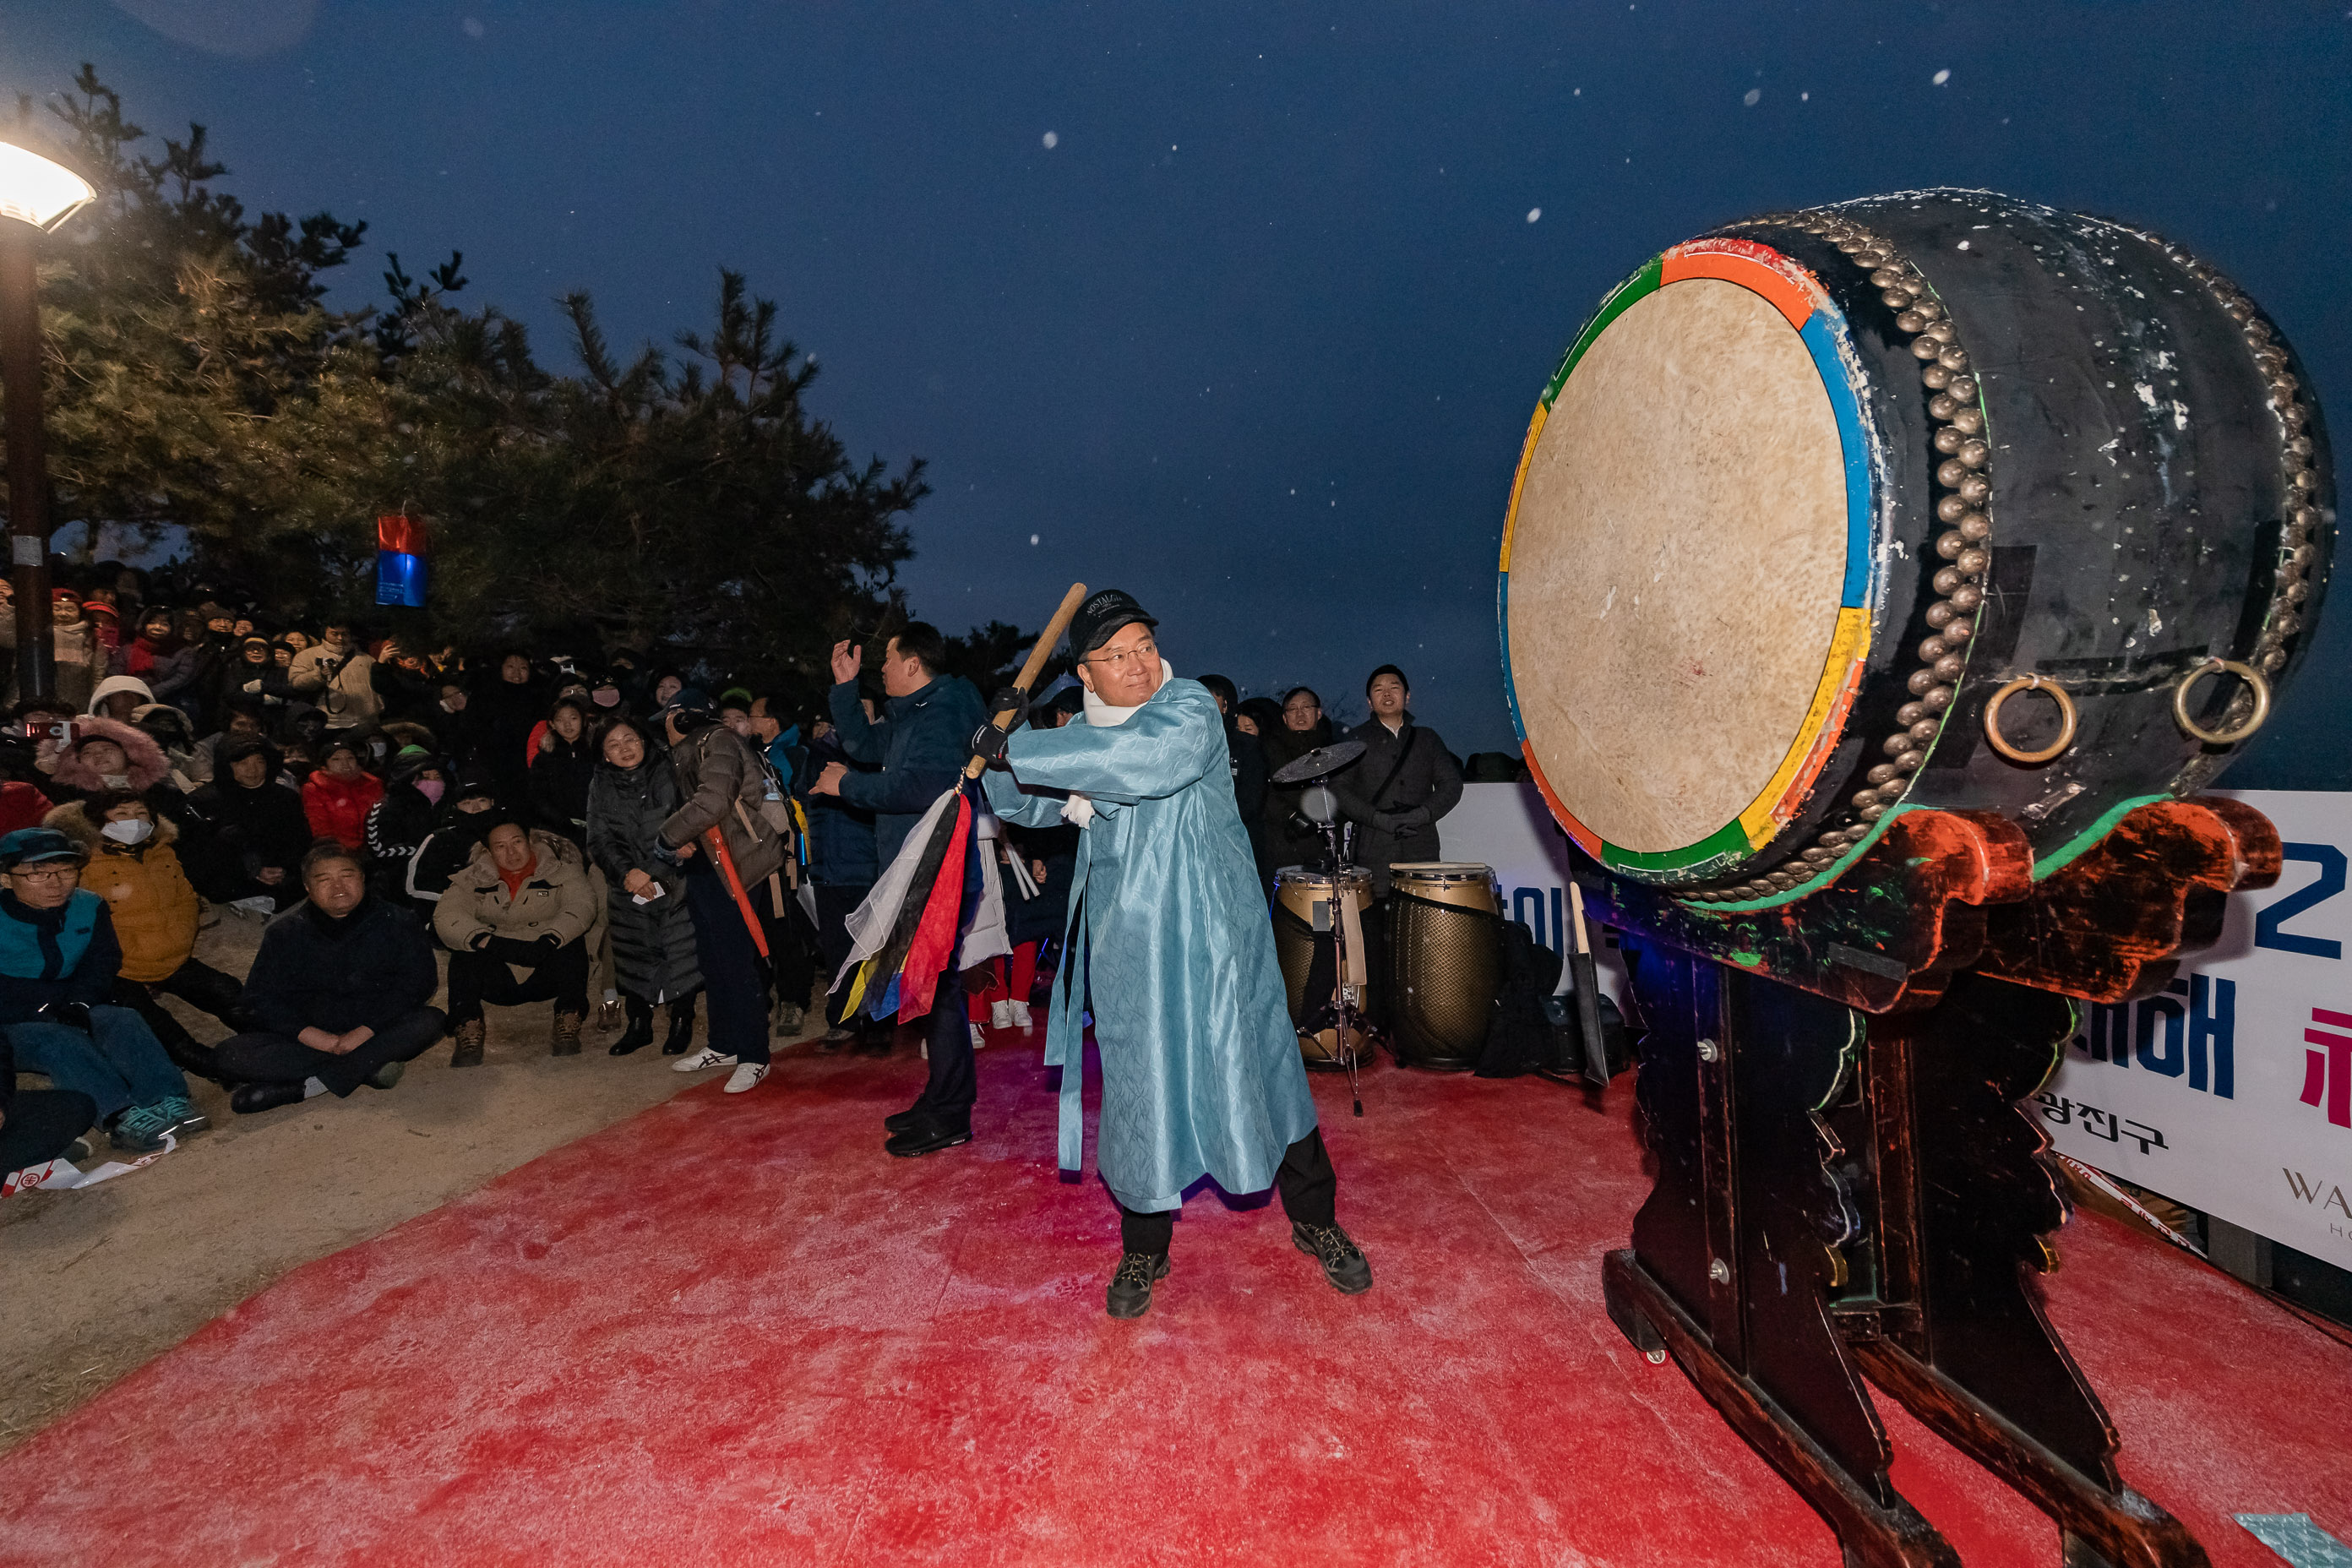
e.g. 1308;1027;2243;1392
1589;798;2277;1568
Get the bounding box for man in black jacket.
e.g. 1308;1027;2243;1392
214;843;446;1114
808;622;986;1156
186;737;313;913
1196;673;1267;830
1330;665;1464;896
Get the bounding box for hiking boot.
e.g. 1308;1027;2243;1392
1106;1252;1171;1319
365;1059;406;1091
107;1104;176;1153
662;1005;696;1055
231;1081;305;1115
820;1025;854;1053
551;1010;585;1056
773;1000;804;1038
450;1017;486;1068
156;1095;209;1137
1291;1222;1373;1295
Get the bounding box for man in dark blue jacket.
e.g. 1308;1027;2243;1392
0;827;199;1152
810;622;986;1156
215;842;446;1114
794;722;882;1054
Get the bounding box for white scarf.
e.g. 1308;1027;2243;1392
1060;660;1174;828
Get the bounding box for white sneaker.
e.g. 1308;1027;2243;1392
672;1048;739;1074
970;1022;988;1051
989;999;1014;1030
723;1062;770;1094
1006;1000;1032;1030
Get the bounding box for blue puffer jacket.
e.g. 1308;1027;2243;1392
0;889;122;1025
794;732;879;888
828;673;985;864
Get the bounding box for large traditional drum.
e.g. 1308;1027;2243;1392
1500;190;2333;901
1271;866;1373;1068
1387;863;1502;1070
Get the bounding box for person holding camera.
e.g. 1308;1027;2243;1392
287;621;383;735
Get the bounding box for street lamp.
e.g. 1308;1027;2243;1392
0;139;95;702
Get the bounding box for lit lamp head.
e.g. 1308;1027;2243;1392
0;142;95;233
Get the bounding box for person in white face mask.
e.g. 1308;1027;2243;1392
46;793;246;1086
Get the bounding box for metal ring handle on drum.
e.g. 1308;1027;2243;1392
2172;657;2272;746
1982;675;2077;765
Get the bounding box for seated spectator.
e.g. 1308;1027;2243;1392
302;736;384;852
86;673;155;722
0;1037;95;1179
199;699;270;774
49;792;246;1085
215;842;445;1114
112;607;201;710
365;748;447;906
133;701;212;792
406;765;500;904
528;696;596;846
186;736;313;913
433;817;596;1064
46;716;172;819
215;633;289;721
0;827;202;1152
0;729;53;837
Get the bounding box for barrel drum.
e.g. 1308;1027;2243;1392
1499;190;2333;903
1388;862;1503;1070
1271;866;1374;1068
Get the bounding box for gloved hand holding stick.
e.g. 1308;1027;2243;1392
966;582;1089;777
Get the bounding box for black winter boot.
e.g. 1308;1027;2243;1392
662;999;697;1055
609;994;656;1056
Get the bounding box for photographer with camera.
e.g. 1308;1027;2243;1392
288;621;383;736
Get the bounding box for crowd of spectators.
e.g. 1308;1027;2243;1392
0;563;1478;1185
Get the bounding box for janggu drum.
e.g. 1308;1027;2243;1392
1499;189;2332;901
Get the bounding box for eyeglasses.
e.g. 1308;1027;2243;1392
9;866;74;882
1285;702;1321;716
1085;638;1158;672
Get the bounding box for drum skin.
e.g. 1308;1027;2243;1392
1499;189;2334;903
1388;864;1502;1069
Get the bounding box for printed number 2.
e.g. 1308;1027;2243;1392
2256;842;2345;960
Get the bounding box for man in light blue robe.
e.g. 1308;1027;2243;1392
976;589;1372;1319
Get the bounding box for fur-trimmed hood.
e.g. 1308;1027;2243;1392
44;798;181;852
50;716;171;794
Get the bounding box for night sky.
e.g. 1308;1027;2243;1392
6;2;2349;781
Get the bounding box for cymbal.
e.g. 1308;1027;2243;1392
1270;739;1366;786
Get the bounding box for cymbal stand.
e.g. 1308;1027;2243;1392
1314;812;1367;1118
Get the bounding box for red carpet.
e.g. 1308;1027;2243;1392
3;1037;2345;1566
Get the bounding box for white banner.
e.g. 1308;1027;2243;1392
2042;789;2352;1269
1447;781;2352;1263
1442;781;1630;1005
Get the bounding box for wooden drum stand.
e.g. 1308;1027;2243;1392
1588;798;2280;1568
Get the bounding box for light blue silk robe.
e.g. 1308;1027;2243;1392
982;678;1319;1211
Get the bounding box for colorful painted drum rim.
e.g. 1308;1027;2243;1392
1498;238;1878;885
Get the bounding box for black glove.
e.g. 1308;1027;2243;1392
969;719;1013;770
987;686;1029;734
37;1000;94;1032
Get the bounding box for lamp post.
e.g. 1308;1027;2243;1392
0;140;95;702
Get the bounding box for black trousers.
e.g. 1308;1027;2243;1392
117;957;251;1085
813;882;871;1026
684;864;771;1064
911;963;975;1124
213;1006;448;1097
445;940;590;1029
1118;1128;1338;1256
0;1089;97;1173
761;885;819;1014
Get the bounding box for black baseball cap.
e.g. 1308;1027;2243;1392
1068;589;1157;657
